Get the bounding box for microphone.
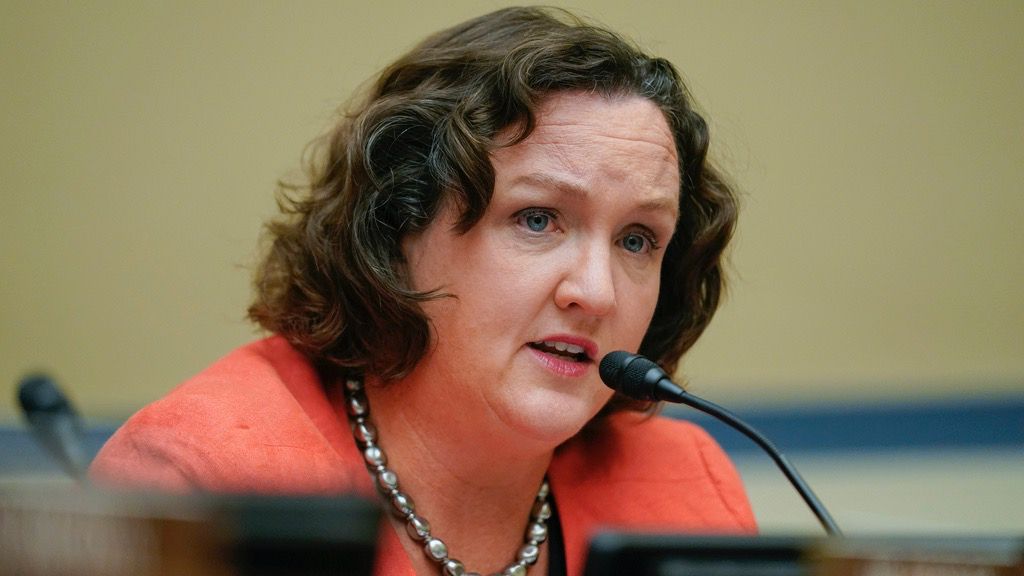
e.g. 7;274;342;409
599;351;842;536
17;373;90;482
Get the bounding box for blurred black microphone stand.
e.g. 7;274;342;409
17;374;90;483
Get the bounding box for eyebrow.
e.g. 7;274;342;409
512;173;680;218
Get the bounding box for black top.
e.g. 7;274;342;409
547;494;567;576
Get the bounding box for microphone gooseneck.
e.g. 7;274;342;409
599;351;842;536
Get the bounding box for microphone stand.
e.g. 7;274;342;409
670;389;842;536
601;351;842;536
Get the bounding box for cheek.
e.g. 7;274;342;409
417;243;533;328
462;237;560;300
620;273;663;342
459;262;554;326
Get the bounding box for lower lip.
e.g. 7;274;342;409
527;346;591;378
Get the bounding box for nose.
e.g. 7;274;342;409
554;240;616;317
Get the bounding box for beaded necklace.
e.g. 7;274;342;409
343;378;551;576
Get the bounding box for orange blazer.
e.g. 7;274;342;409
91;337;757;576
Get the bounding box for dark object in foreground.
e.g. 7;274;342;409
0;489;380;576
583;533;1024;576
17;374;89;481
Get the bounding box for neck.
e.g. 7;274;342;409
365;368;560;478
361;374;555;574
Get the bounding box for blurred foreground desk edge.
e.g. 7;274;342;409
0;488;380;576
4;489;1022;576
583;532;1024;576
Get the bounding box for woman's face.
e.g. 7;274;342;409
402;91;680;443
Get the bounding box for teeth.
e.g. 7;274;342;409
540;340;585;356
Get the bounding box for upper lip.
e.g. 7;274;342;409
530;334;599;361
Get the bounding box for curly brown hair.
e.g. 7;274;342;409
248;6;737;414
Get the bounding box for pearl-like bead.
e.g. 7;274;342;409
527;522;547;543
347;393;368;417
354;420;377;444
531;501;551;522
391;491;415;516
406;514;431;541
536;481;550;500
518;543;539;565
442;559;466;576
376;468;398;492
503;563;527;576
363;445;386;467
424;537;449;562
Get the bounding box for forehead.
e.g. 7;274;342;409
522;91;678;157
490;91;680;214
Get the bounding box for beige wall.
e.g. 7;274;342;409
3;1;1022;419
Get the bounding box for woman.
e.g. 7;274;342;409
91;7;755;576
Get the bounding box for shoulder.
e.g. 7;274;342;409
550;412;756;532
556;413;742;483
89;337;359;494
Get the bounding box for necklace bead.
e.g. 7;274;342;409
504;563;527;576
407;514;431;540
344;378;550;576
363;445;387;468
377;468;399;492
518;544;540;565
354;420;377;444
531;501;551;522
425;537;449;561
347;393;368;417
443;559;466;576
527;522;547;543
392;491;416;516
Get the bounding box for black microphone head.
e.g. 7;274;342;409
599;351;668;400
598;350;636;391
18;373;74;416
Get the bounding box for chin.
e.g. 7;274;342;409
495;390;609;445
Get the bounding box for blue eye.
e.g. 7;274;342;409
520;211;553;232
621;232;654;254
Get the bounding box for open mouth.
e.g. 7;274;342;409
528;340;592;363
